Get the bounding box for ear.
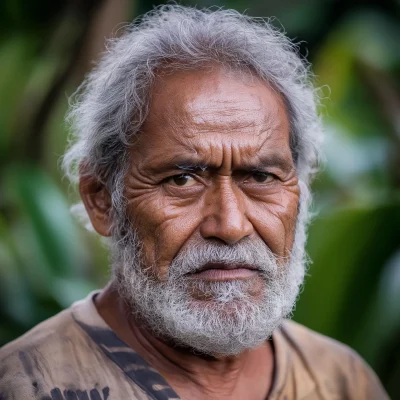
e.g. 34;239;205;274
79;169;112;237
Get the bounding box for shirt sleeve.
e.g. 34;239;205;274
345;349;389;400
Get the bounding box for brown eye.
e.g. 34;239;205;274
166;174;197;187
252;172;274;183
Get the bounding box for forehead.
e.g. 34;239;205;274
137;66;291;163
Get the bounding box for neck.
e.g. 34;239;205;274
95;283;275;400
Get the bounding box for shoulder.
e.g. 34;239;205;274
278;320;389;399
0;298;119;400
0;305;93;367
1;307;77;359
281;319;360;361
0;308;86;398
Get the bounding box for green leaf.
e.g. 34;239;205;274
4;165;90;279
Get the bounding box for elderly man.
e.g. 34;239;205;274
0;6;388;400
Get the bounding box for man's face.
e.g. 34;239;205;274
113;66;303;354
126;67;299;279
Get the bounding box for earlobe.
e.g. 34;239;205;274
79;173;113;237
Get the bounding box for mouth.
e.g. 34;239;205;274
187;262;260;281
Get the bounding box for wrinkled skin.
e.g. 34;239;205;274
82;66;300;400
125;68;299;281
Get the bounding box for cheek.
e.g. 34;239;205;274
249;187;299;256
126;189;203;279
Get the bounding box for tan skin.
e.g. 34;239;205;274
80;66;300;399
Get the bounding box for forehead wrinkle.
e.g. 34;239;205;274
146;117;287;163
140;104;289;168
166;108;279;139
150;111;269;140
187;97;266;134
173;135;283;169
187;103;286;139
147;68;288;139
190;100;262;117
189;116;268;135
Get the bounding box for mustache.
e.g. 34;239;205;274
168;238;286;279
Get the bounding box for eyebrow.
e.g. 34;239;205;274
151;154;294;175
175;161;208;172
249;154;295;174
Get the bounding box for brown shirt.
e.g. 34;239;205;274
0;292;389;400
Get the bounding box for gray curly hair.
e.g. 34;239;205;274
62;5;323;234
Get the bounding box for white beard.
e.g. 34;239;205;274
111;184;309;356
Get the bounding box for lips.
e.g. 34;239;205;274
187;262;259;281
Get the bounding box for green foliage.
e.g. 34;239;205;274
0;165;98;344
296;203;400;363
0;0;399;398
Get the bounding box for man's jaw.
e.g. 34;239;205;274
111;228;305;355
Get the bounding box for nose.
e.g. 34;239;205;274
200;180;253;245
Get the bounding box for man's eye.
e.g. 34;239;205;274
166;174;197;187
250;172;275;183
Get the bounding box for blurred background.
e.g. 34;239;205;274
0;0;399;397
